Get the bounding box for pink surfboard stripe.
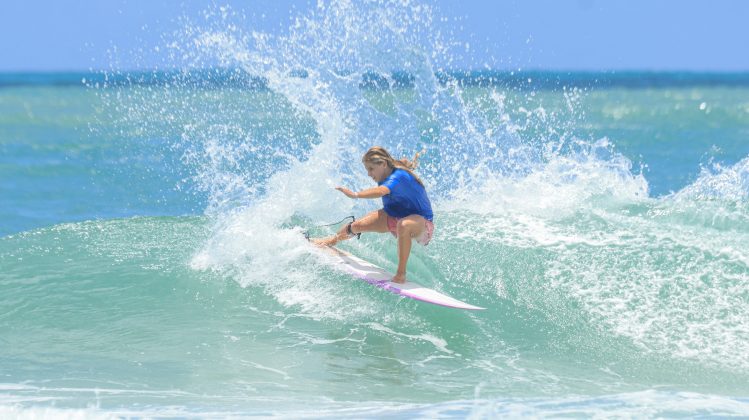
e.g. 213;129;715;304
321;247;485;311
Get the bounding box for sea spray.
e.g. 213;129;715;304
87;1;749;374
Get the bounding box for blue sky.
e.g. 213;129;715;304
2;0;748;72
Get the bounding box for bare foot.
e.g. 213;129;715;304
392;272;406;284
311;237;336;247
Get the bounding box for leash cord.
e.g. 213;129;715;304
303;215;359;240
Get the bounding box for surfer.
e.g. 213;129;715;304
312;146;434;284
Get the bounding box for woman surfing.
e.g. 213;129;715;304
312;146;434;284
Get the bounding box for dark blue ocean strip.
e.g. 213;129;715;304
2;69;749;90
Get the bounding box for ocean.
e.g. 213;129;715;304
2;2;749;418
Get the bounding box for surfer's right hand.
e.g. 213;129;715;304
335;186;357;199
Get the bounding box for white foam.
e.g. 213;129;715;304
0;406;116;420
673;155;749;201
468;390;749;418
443;137;649;219
365;322;454;355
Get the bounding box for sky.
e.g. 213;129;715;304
1;0;748;72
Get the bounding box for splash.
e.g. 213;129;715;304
96;1;646;319
92;0;749;373
674;156;749;202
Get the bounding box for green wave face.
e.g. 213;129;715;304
2;196;748;412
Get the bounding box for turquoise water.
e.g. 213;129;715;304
2;2;749;418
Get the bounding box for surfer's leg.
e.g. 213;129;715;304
312;210;388;246
351;209;390;234
392;215;427;283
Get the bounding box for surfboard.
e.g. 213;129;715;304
319;246;485;310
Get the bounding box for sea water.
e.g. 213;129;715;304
2;1;749;418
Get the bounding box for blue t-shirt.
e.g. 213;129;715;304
379;169;433;221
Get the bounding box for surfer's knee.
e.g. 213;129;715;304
396;218;418;238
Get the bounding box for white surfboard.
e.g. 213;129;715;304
320;246;485;310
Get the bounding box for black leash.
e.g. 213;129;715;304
303;215;360;240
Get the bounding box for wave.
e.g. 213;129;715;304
3;203;748;391
88;0;749;375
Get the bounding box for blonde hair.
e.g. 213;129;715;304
362;146;425;187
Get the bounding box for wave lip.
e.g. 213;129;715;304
673;156;749;202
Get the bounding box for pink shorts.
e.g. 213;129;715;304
386;216;435;246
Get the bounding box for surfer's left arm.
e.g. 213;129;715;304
335;186;389;199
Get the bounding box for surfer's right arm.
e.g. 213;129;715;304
335;186;390;199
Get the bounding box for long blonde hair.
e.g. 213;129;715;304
362;146;425;187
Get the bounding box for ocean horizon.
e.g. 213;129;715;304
3;68;749;90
